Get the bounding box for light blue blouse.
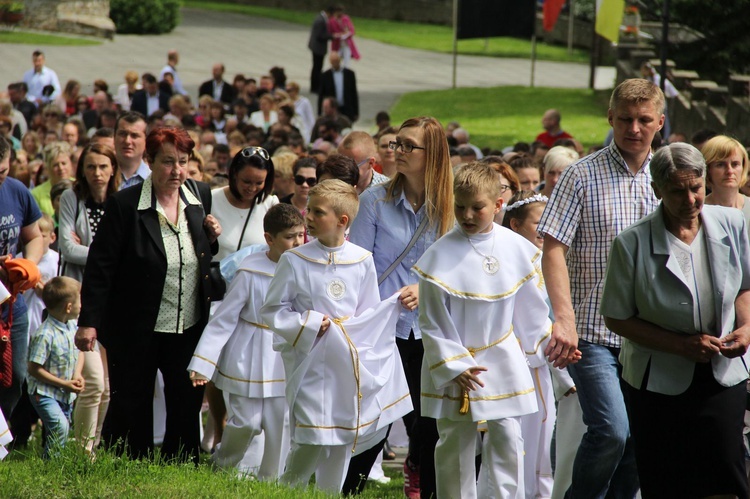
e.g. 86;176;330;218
349;183;438;340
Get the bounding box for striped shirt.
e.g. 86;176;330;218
27;316;79;404
538;142;658;347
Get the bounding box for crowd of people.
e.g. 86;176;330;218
1;9;750;499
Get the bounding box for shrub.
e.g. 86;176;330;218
110;0;182;34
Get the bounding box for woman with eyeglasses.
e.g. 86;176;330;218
211;146;278;262
348;116;453;498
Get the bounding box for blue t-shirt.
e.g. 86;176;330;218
0;177;42;319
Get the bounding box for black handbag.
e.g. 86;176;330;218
185;179;227;301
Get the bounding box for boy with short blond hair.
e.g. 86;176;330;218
27;276;84;458
261;179;412;493
414;162;560;498
188;204;305;478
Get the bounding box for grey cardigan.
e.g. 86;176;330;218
58;187;94;282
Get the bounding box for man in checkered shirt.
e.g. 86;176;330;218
539;78;665;498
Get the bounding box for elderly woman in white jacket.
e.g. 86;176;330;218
58;142;120;453
602;142;750;499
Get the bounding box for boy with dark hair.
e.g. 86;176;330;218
189;204;305;478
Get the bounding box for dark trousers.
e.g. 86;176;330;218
310;52;325;93
624;362;748;499
342;436;388;496
8;381;38;448
102;326;205;463
397;333;439;499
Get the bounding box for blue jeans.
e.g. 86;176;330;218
0;310;29;417
29;393;72;459
565;340;639;499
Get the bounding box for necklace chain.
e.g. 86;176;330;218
466;233;495;260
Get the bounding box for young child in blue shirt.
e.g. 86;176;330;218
27;276;84;458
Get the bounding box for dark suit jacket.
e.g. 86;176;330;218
318;68;359;123
130;89;170;118
79;181;215;352
82;109;100;130
308;12;331;56
198;79;236;107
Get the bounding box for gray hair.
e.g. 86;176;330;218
650;142;706;190
543;146;579;174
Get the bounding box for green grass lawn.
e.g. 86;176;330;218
0;30;100;45
390;86;612;150
184;1;589;63
1;444;404;498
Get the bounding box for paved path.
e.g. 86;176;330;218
1;7;616;128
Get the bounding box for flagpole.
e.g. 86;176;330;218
531;31;537;88
588;0;597;89
452;0;458;89
568;0;575;55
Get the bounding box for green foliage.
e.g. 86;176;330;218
661;0;750;82
390;86;611;149
110;0;182;34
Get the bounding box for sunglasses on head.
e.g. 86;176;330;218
240;146;270;161
294;175;317;186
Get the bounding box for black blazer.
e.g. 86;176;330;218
130;89;170;118
79;181;215;351
318;68;359;123
198;79;236;107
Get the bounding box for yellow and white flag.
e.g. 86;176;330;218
595;0;625;43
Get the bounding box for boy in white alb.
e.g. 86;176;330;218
188;204;305;478
260;179;412;494
22;214;59;336
414;163;572;499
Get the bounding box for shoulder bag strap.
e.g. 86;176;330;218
378;214;429;286
235;202;254;252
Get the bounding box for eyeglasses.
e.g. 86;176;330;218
294;175;317;186
499;183;511;192
356;157;371;167
240;146;270;161
389;141;425;153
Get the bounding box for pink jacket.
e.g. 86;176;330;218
328;15;361;60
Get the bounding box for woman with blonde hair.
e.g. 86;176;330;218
702;135;750;225
32;141;74;217
349;116;453;497
115;70;140;112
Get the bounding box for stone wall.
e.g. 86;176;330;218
616;44;750;144
22;0;115;39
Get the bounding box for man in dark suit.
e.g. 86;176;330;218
130;73;170;118
82;90;113;131
7;82;37;129
308;6;334;94
318;52;359;123
198;63;236;108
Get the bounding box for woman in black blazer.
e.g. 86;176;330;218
75;127;221;463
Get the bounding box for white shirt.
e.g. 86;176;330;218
211;188;279;262
332;70;345;107
146;92;161;117
23;66;61;104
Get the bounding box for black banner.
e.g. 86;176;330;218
457;0;536;40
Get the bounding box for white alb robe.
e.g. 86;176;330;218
414;224;553;422
260;240;412;449
189;252;285;398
